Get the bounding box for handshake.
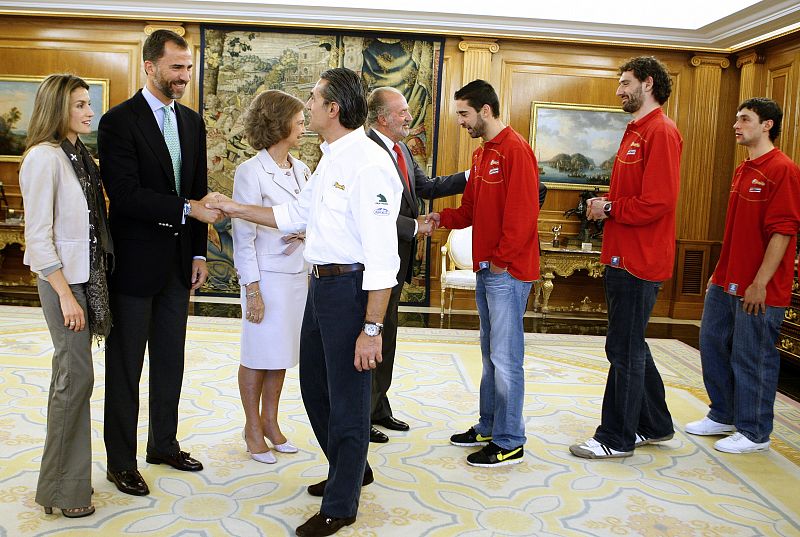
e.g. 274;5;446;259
186;192;233;224
416;212;441;237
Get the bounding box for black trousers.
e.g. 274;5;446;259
103;258;190;471
371;238;413;420
300;270;372;518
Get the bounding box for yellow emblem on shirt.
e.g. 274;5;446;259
333;182;346;190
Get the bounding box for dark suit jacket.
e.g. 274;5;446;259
98;89;208;296
367;129;466;283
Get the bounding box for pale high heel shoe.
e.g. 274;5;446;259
270;439;299;454
242;430;277;464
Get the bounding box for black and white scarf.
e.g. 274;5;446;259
60;139;114;341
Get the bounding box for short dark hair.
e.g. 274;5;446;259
618;56;672;105
143;29;189;63
454;79;500;118
243;90;305;151
319;68;367;130
738;98;783;142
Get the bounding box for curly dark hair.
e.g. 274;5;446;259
739;98;783;142
242;90;305;150
618;56;672;105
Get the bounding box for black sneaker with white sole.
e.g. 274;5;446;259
466;442;524;467
450;427;492;447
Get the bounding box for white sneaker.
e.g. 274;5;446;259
569;438;632;459
714;432;770;454
685;417;735;436
634;432;674;447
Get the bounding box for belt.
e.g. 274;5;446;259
312;263;365;278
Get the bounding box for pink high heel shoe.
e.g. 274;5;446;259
242;430;276;464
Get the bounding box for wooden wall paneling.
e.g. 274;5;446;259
765;56;794;155
455;39;498;171
733;51;766;165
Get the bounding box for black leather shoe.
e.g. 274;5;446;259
372;415;410;431
307;470;374;497
296;511;356;536
369;426;388;443
106;469;149;496
145;450;203;471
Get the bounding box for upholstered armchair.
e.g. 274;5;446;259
439;227;476;317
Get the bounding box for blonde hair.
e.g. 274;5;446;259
22;74;89;161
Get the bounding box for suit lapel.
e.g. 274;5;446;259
175;103;196;197
257;151;299;198
367;129;415;210
131;91;175;189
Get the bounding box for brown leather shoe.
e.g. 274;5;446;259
307;471;374;497
145;450;203;471
369;426;388;443
106;469;149;496
295;512;356;536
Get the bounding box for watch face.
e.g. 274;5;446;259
363;323;379;336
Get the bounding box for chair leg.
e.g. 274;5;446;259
448;289;454;315
440;286;446;318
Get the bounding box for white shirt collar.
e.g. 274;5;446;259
372;129;396;153
142;85;174;113
320;126;367;157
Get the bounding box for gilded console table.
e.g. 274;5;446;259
0;222;26;283
533;240;604;313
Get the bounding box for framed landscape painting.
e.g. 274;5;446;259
529;102;629;191
0;75;108;161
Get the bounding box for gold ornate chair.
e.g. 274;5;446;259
439;227;476;317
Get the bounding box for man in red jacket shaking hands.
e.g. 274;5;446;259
427;79;540;467
570;56;681;459
686;98;800;454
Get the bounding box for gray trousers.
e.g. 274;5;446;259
35;278;94;509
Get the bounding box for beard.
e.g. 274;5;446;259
621;86;644;113
467;115;486;139
153;70;187;100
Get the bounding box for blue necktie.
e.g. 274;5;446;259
162;105;181;193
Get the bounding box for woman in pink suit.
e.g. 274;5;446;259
232;90;310;463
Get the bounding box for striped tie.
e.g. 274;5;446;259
162;105;181;193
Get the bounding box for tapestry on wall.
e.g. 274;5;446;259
199;26;444;305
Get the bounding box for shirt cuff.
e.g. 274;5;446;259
40;263;63;277
273;203;296;233
193;256;206;261
361;269;397;291
413;219;418;236
464;169;470;181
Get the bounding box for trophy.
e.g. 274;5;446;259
551;224;562;247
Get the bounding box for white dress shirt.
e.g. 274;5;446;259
273;127;402;291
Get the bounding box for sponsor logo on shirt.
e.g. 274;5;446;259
490;159;500;166
333;182;345;190
626;149;637;156
751;179;765;186
749;187;762;193
630;142;640;148
728;283;738;293
373;207;390;216
489;167;500;175
376;194;388;204
611;256;620;266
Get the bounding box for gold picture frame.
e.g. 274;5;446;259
530;102;629;191
0;75;109;162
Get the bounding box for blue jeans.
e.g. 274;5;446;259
699;285;784;443
299;271;372;518
474;269;532;449
594;267;674;452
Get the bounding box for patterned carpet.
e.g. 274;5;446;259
0;305;798;537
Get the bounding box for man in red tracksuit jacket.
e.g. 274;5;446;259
427;79;539;467
686;98;800;454
570;56;681;459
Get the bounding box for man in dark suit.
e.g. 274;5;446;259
366;87;467;443
98;29;221;496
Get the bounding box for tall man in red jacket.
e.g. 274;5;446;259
686;98;800;454
570;56;681;459
427;79;540;467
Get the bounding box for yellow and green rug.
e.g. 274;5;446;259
0;305;798;536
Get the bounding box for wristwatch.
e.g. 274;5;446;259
183;199;192;217
362;321;384;336
603;202;612;218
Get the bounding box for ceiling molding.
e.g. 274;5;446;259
1;0;798;52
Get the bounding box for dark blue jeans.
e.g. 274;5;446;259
699;285;784;443
594;267;674;452
299;271;372;519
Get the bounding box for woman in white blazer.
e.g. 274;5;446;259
19;74;113;517
233;90;311;463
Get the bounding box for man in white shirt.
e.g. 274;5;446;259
209;68;401;537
